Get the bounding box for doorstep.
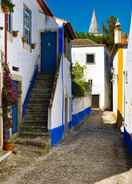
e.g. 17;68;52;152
0;150;12;163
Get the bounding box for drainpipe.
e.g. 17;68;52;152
4;13;8;64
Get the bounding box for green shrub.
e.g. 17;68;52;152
72;63;91;97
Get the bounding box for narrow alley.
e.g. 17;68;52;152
0;110;131;184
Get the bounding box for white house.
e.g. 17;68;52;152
123;15;132;154
112;20;128;127
72;39;111;110
0;0;76;148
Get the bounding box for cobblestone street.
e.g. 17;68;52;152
0;110;132;184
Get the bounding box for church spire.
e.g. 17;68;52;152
88;9;98;34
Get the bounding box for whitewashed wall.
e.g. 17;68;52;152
124;17;132;134
72;96;91;115
0;0;58;148
72;46;110;110
1;0;58;103
49;56;72;130
113;52;118;116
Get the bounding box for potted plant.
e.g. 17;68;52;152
31;43;36;49
12;30;19;37
21;36;27;43
1;0;15;13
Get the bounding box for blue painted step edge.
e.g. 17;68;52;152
22;65;38;116
68;107;92;129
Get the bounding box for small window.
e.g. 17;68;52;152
88;79;92;88
86;54;95;64
8;14;12;32
23;5;32;45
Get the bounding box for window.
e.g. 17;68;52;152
8;14;12;32
86;54;95;64
88;79;93;88
23;5;32;45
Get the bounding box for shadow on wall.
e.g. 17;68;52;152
117;110;124;128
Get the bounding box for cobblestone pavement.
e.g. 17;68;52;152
1;110;132;184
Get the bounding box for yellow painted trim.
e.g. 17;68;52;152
117;48;123;115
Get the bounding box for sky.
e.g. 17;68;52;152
46;0;132;33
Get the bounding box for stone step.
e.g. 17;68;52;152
22;121;47;127
24;113;47;118
26;109;48;115
28;101;49;107
35;83;53;87
31;94;51;98
32;88;51;93
24;118;48;123
20;126;48;133
19;131;49;137
27;103;48;108
15;136;50;149
37;73;53;78
24;116;48;122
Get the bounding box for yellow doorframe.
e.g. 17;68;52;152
117;48;123;126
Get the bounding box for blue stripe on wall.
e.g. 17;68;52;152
23;65;38;116
68;107;92;129
50;124;64;145
124;128;132;154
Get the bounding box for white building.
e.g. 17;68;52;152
0;0;77;148
72;39;111;110
123;15;132;153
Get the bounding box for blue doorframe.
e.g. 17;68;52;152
41;31;57;74
12;80;18;134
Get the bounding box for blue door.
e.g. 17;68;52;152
41;32;57;74
12;80;18;134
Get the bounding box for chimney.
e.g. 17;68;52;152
114;19;122;44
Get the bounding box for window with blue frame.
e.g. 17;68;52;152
23;5;32;45
8;14;12;32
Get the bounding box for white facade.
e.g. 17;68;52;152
72;96;91;115
124;16;132;134
0;0;59;148
0;0;58;104
72;45;111;110
49;56;72;130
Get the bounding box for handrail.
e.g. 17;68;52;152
48;54;62;108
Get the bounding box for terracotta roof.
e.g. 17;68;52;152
64;22;76;40
72;39;105;47
37;0;53;17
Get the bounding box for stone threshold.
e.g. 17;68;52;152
0;150;12;163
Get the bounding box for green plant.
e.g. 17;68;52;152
72;63;91;97
21;36;27;43
2;63;17;142
31;43;36;49
2;0;15;12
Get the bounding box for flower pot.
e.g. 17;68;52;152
3;143;15;151
31;43;36;49
2;4;9;13
12;31;19;37
1;0;15;13
21;37;27;43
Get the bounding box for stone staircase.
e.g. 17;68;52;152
16;73;53;148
